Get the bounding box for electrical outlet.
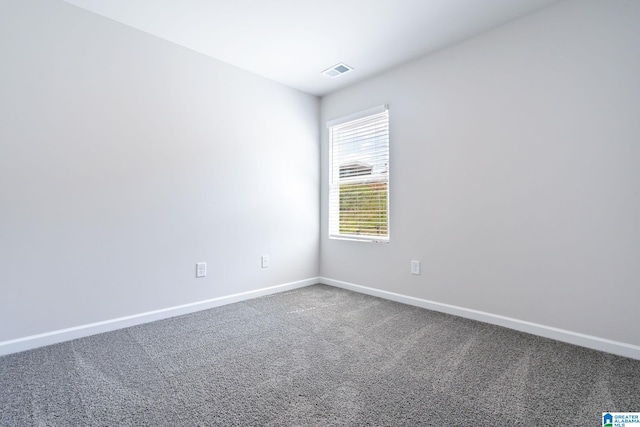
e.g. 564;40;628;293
411;260;420;275
261;255;270;268
196;262;206;278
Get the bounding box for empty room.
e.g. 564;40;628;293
1;0;639;425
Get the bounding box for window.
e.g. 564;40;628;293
328;105;389;242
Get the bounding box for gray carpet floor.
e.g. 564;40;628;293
1;284;639;426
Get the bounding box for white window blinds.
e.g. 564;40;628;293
328;105;389;242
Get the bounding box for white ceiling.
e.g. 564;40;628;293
63;0;561;96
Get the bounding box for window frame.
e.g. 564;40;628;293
327;105;390;243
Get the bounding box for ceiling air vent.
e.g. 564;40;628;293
322;63;353;78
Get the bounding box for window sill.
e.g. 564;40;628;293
329;235;390;243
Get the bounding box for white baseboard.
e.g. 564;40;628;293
5;276;638;361
0;277;319;357
320;277;640;361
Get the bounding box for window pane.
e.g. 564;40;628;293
328;107;389;242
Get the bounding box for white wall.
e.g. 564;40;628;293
321;0;640;347
2;0;638;356
0;0;319;343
